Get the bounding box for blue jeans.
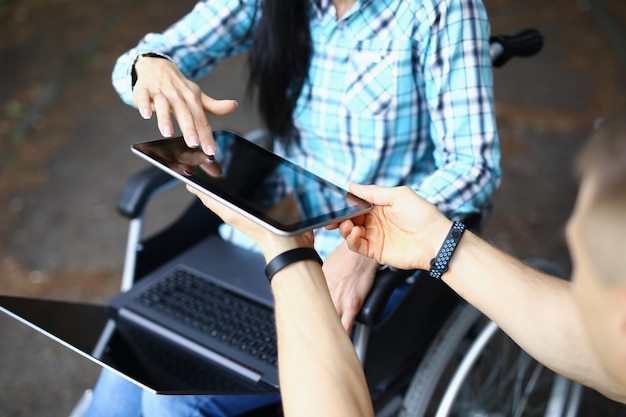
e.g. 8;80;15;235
84;369;281;417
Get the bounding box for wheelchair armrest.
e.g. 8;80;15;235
356;267;418;326
116;167;224;281
116;165;180;219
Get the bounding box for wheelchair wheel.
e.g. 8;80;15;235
399;302;582;417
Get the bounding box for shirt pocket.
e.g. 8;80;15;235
342;39;413;118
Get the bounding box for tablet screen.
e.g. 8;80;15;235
131;131;372;235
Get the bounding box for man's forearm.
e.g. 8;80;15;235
271;259;374;417
442;231;607;390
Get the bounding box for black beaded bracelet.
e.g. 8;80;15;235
265;248;323;282
429;221;466;279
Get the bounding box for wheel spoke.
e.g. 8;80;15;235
399;304;580;417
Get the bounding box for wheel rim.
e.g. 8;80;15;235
436;320;562;417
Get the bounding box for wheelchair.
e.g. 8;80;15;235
72;29;563;417
397;259;584;417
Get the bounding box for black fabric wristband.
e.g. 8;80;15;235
265;248;323;282
429;221;466;279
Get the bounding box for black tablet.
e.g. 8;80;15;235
131;131;372;235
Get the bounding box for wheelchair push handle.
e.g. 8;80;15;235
490;28;544;68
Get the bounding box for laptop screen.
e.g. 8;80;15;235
0;295;277;395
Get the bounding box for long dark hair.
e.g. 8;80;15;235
247;0;312;150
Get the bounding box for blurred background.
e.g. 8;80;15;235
0;0;625;415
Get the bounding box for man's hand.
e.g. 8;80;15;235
132;57;239;155
323;241;380;334
336;184;451;272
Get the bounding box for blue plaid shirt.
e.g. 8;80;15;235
113;0;500;258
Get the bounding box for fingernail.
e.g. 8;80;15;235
162;125;173;137
232;100;239;108
141;107;151;119
204;144;216;156
188;135;199;147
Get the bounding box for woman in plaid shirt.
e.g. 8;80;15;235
87;0;500;416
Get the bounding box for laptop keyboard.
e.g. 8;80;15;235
116;319;270;393
134;267;277;366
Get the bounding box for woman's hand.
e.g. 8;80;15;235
335;184;452;271
323;183;453;332
322;243;379;334
186;185;313;262
133;57;239;155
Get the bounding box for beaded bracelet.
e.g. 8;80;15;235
265;248;323;282
429;221;466;279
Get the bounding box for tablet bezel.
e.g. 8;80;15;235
131;131;372;236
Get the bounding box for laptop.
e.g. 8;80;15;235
0;234;280;395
